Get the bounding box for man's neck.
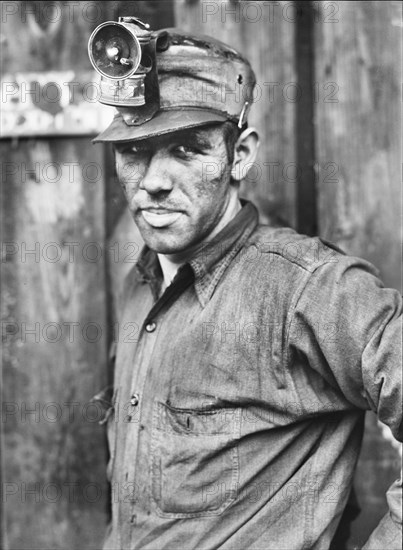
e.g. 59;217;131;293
157;194;242;290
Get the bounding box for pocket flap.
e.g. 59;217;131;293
156;402;239;436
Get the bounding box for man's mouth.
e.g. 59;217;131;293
141;209;182;228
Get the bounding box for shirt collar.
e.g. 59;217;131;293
136;200;259;307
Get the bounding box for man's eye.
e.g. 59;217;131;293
173;145;199;157
116;144;148;156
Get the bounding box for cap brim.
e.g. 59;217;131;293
93;109;228;143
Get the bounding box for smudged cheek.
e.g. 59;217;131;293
118;173;143;204
185;184;230;234
189;157;229;200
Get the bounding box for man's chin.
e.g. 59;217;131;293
144;240;190;255
134;216;206;257
138;228;192;255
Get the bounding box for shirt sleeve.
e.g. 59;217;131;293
288;254;402;544
361;477;402;550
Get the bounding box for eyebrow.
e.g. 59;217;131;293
162;129;213;151
114;129;215;152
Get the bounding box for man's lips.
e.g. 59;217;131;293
140;208;183;228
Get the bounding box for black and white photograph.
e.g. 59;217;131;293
1;1;402;549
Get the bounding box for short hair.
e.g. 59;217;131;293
221;121;247;166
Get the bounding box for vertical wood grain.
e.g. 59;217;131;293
1;139;109;549
314;0;401;291
1;2;112;547
295;1;317;235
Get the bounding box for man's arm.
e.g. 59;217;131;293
289;252;402;548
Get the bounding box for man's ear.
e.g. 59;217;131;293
231;128;260;182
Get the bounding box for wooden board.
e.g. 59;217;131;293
1;138;109;549
314;0;401;291
0;2;112;547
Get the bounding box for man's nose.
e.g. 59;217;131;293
139;151;173;195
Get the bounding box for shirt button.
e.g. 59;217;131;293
130;393;139;406
145;321;156;333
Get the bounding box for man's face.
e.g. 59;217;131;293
114;124;235;255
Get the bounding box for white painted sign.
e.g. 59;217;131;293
0;70;113;138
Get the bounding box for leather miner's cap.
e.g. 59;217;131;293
94;29;256;142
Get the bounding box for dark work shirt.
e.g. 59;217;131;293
103;201;402;550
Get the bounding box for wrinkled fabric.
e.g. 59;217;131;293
103;201;402;550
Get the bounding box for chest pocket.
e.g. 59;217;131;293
151;401;240;518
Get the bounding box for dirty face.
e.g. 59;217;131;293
114;124;235;256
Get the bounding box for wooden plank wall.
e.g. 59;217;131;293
0;2;114;548
1;1;401;549
315;1;401;292
1;138;108;549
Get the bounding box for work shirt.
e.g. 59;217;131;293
103;201;402;550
